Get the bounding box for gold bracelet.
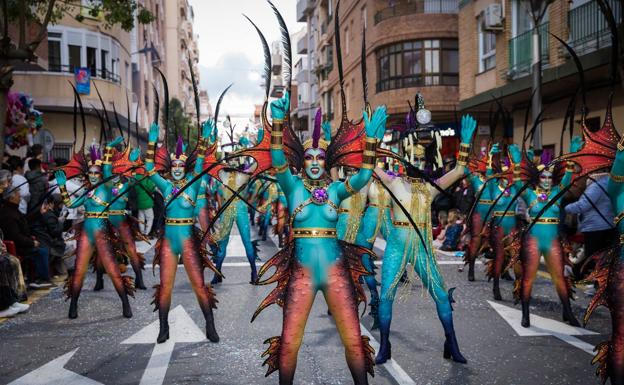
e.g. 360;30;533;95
273;118;284;124
344;177;356;195
271;131;283;137
361;163;374;170
459;143;470;152
146;168;157;177
271;137;283;146
618;137;624;152
363;154;376;165
365;141;377;152
365;137;377;144
146;150;155;156
270;144;283;150
363;150;376;157
274;163;289;173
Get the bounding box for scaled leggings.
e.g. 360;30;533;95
214;200;257;274
521;235;570;304
278;261;370;385
378;227;453;338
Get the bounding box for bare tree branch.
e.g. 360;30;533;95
29;0;58;52
18;0;26;49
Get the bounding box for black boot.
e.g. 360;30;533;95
68;296;78;319
135;270;147;290
493;278;502;301
468;261;475;282
121;293;133;318
562;302;580;327
501;270;513;281
375;329;391;364
157;313;169;343
521;300;530;328
369;294;380;330
250;268;258;285
203;308;220;343
210;272;223;285
93;270;104;291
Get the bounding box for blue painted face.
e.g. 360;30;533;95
303;148;326;180
539;171;553;190
171;160;185;181
88;166;102;185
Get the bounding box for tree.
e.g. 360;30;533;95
164;97;197;151
0;0;154;159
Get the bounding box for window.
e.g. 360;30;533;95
101;49;108;79
478;16;496;72
345;27;349;54
68;45;81;72
48;40;61;72
376;39;458;92
87;47;97;76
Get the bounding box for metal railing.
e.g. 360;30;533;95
568;0;622;56
508;23;549;77
43;64;121;84
376;74;458;93
374;0;458;25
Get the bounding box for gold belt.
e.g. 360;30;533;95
108;210;126;216
337;209;350;214
493;211;515;217
165;218;194;225
368;204;390;209
534;218;559;224
478;199;494;205
393;220;426;228
85;211;109;219
292;228;337;238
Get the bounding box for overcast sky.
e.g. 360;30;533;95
188;0;304;120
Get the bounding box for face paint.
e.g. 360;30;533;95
539;171;553;190
413;157;426;171
303;148;326;180
88;166;102;184
171;160;185;181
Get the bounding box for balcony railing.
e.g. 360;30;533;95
568;0;622;56
508;23;549;78
374;0;458;25
25;64;122;84
376;73;458;93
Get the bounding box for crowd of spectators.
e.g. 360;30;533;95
0;144;158;319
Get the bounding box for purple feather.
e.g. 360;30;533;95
175;136;184;158
312;108;322;149
89;145;101;162
540;151;552;166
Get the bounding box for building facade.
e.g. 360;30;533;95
301;0;460;149
459;0;622;155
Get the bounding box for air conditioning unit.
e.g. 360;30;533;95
483;4;503;31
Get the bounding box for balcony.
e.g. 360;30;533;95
507;23;549;78
296;69;311;85
297;33;308;54
568;0;622;56
374;0;458;25
296;0;314;22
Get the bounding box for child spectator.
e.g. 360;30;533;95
440;209;465;251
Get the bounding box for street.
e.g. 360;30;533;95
0;226;611;385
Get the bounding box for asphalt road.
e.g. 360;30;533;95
0;226;612;385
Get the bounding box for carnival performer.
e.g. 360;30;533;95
485;144;521;301
464;142;496;282
145;121;221;344
257;172;279;242
373;114;477;365
354;176;393;329
509;139;583;328
210;163;260;285
55;137;135;319
251;93;386;385
93;147;148;291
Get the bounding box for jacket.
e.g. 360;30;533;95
0;201;35;256
25;169;47;212
565;175;615;233
136;178;156;210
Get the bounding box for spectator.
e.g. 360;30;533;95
136;177;156;236
8;156;30;214
26;158;47;213
564;172;616;278
0;169;11;195
432;211;448;240
453;178;475;216
30;197;65;276
0;239;30;318
23;144;44;172
0;188;52;288
440;209;465;251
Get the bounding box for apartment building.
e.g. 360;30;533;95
301;0;460;150
459;0;622;155
11;7;136;160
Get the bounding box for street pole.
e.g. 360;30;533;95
531;25;542;152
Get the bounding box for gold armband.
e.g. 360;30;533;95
618;136;624;152
59;185;71;206
103;147;114;165
274;162;289;173
610;172;624;183
513;165;522;181
459;143;471;153
566;161;575;172
146;168;157;177
272;118;284;124
344;177;356;195
271;131;283;148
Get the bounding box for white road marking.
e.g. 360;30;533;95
122;305;206;385
359;324;417;385
488;300;598;355
8;349;103;385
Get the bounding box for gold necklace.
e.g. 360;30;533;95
302;177;330;204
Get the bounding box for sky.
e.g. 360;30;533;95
188;0;304;122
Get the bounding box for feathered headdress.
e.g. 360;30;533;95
88;145;102;168
303;109;329;151
171;136;188;162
